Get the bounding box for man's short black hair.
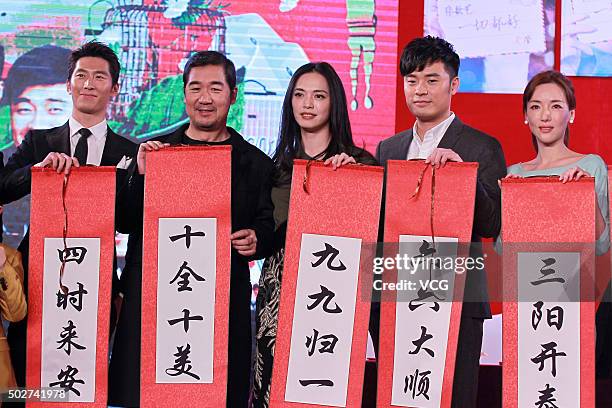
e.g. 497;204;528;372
399;36;460;78
2;45;71;105
183;51;236;90
68;40;120;86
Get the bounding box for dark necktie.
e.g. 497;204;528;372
74;128;92;165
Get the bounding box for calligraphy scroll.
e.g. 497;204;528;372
140;146;231;406
501;177;596;408
377;161;477;408
28;167;116;406
270;160;383;407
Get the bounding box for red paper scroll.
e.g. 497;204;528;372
140;146;231;407
377;161;477;408
270;160;383;407
502;177;595;408
28;167;116;407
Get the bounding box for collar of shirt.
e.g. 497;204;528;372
69;116;108;143
408;112;456;160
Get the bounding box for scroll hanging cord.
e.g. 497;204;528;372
59;173;70;294
409;163;436;281
302;159;316;194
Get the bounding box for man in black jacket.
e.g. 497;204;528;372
109;50;274;407
376;36;507;407
0;41;136;405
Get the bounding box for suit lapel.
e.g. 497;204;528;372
397;130;413;160
47;122;71;155
437;117;463;150
100;127;118;166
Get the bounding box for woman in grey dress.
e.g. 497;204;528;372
504;70;611;379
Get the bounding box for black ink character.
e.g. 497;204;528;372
169;261;205;292
408;326;435;358
165;343;200;380
56;320;86;356
532;301;564;331
168;308;204;333
404;368;431;400
49;365;85;396
307;285;342;314
311;243;347;271
56;282;88;312
305;328;339;356
531;342;567;377
299;379;334;387
535;383;558;408
57;246;88;264
408;288;444;312
531;258;565;286
170;225;206;249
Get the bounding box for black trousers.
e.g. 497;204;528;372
451;315;484;408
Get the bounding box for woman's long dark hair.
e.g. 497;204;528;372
272;62;363;185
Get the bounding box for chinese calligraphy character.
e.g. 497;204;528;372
408;288;443;312
299;379;334;387
169;225;206;249
404;368;431;400
408;326;435;358
305;328;338;356
531;258;565;286
307;285;342;314
168;309;204;333
535;383;558;408
56;282;88;312
415;240;436;258
56;320;86;356
531;342;567;377
57;246;88;264
311;243;346;271
169;261;205;292
49;365;85;396
165;343;200;380
532;301;564;331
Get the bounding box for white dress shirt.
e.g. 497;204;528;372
407;112;456;160
69;116;108;165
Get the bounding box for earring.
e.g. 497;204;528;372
569;119;574;124
524;119;528;125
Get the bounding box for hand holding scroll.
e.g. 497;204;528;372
559;166;591;183
137;141;170;175
324;153;356;170
35;152;80;174
425;148;463;168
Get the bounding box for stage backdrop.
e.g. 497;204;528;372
0;0;399;248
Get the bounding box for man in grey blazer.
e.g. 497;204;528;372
376;36;506;407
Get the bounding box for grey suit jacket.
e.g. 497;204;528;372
376;117;507;318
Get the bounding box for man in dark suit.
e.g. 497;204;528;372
0;41;136;400
375;36;506;407
109;50;274;408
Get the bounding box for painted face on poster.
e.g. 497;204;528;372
285;233;362;407
517;252;581;407
391;235;458;408
156;218;217;383
41;238;100;402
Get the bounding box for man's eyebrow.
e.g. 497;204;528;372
46;98;68;103
12;97;31;104
75;68;110;75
